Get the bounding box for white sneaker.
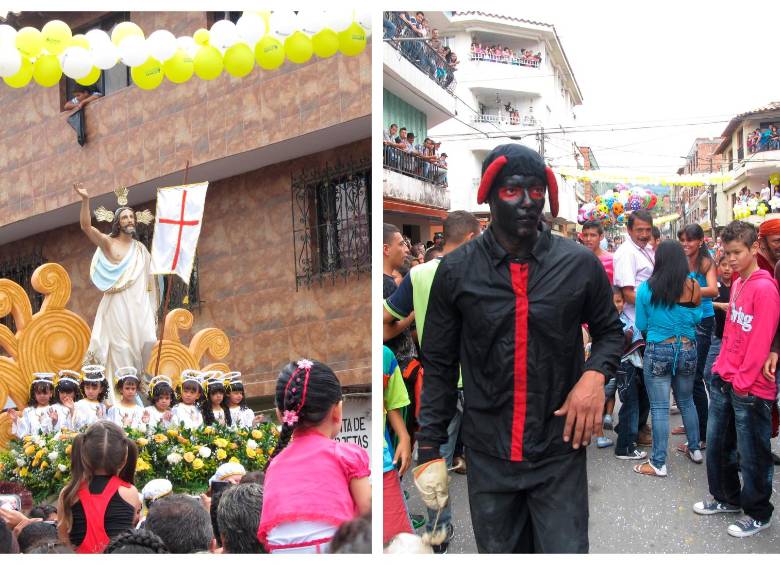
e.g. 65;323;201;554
727;517;771;538
688;449;703;464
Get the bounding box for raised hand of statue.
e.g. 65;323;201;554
48;407;58;424
141;411;150;424
73;182;88;199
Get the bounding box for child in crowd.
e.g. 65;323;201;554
258;359;371;553
224;372;260;429
9;373;57;438
50;370;82;432
107;368;146;431
703;256;733;388
694;221;780;538
171;370;204;430
201;372;232;428
56;421;141;553
74;365;109;429
138;478;173;529
143;375;176;431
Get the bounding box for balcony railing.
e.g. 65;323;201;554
469;52;541;68
472;113;537;127
384;12;457;94
383;145;447;187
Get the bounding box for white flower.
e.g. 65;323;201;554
297;359;313;370
48;451;59;462
137;423;147;433
246;439;257;450
10;449;18;457
16;458;24;467
58;464;67;472
35;438;46;448
167;453;182;465
198;446;212;458
52;432;62;441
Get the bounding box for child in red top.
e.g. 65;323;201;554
694;221;780;538
258;359;370;553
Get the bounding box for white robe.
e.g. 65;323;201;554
171;404;203;430
107;403;146;431
85;240;159;406
74;399;107;430
229;406;255;429
51;403;78;432
143;406;173;431
12;406;56;438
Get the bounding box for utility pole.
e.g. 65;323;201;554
538;125;545;158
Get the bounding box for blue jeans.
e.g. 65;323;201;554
644;340;700;469
383;18;397;40
692;316;714;440
614;361;640;455
703;333;721;389
707;375;775;522
427;390;461;534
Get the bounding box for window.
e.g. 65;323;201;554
291;159;371;289
0;251;45;337
208;11;243;26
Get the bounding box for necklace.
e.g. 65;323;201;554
729;268;756;315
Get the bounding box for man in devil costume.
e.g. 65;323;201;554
413;144;624;553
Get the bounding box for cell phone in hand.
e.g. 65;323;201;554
0;494;21;512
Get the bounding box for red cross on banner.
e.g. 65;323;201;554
150;182;209;283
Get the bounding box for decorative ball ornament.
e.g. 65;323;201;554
223;42;254;77
69;34;90;49
32;54;62;87
312;28;339;59
60;46;92;80
0;46;22;77
16;27;44;59
284;31;313;64
338;22;366;57
612;201;624;216
255;35;284;70
193;45;223;80
76;66;101;86
41;20;72;55
130;57;164;90
3;56;32;88
111;21;145;47
162;48;194;83
193;28;210;46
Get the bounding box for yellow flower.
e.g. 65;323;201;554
65;445;72;455
192;458;204;470
203;426;215;435
229;443;238;450
251;429;263;440
216;448;227;460
167;429;179;437
40;461;48;470
136;459;151;472
184;452;195;463
54;470;62;480
214;438;228;449
246;447;256;458
177;435;190;445
228;456;240;464
19;467;28;477
24;444;36;456
136;437;149;447
154;434;168;444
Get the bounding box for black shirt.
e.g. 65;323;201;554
714;279;732;339
417;225;624;462
69;475;135;548
383;273;417;370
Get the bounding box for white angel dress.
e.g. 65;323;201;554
229;406;256;429
12;406;56;438
51;403;78;432
143;406;174;431
74;399;107;430
171;403;203;430
107;403;146;431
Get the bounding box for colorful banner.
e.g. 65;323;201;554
557;166;733;187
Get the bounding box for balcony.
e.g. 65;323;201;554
383;145;450;210
469;51;541;69
472;112;537;127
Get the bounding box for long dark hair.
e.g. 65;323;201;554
225;381;249;410
270;360;343;465
27;382;54;408
648;240;691;307
54;380;81;403
149;382;177;408
176;381;204;405
201;382;232;427
58;421;138;535
678;223;712;276
110;207;136;238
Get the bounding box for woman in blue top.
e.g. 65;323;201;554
634;240;703;477
677;224;718;453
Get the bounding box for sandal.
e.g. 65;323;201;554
633;461;667;477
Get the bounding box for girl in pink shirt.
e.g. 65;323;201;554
258;360;371;553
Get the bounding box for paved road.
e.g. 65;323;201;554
402;410;780;553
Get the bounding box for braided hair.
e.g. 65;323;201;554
27;381;54;408
270;360;343;464
54;379;81;403
201;381;232;427
225;381;249;410
103;529;169;554
148;381;177;408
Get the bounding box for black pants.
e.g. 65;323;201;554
466;447;588;553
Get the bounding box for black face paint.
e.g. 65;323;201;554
488;174;546;241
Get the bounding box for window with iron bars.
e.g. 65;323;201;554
0;251;45;341
291;159;371;289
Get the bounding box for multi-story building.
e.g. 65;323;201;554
0;11;372;409
382;11;456;244
714;102;780;226
426;11;582;228
671;137;723;235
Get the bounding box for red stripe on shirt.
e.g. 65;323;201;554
509;262;529;461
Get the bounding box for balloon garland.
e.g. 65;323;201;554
0;10;370;89
732;173;780;219
578;184;658;228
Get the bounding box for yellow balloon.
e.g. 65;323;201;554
41;19;72;55
770;172;780;186
254;35;284;70
76;66;101;86
193;28;210;46
338;22;366;57
223;43;254;78
32;54;62;87
131;57;163;90
162;49;194;83
312;29;339;59
69;33;90;49
285;32;312;65
16;27;44;59
3;57;32;88
111;21;145;46
193;45;223;80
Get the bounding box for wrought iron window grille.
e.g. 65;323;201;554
291;158;371;290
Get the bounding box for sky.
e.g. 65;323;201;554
497;0;780;173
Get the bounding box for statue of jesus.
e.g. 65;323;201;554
74;183;159;405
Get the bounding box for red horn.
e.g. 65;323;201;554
545;166;559;218
476;155;508;204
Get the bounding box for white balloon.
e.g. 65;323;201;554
0;46;21;77
85;28;112;50
236;13;265;45
296;12;320;37
327;10;353;32
210;19;238;51
271;10;297;38
92;42;118;70
60;46;92;79
146;29;177;62
0;24;17;47
176;36;198;58
356;10;371;36
118;35;148;67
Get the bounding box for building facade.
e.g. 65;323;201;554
670;137;723;235
0;11;372;405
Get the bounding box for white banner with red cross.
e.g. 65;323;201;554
150;182;209;283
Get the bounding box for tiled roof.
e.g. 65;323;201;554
716;101;780;153
452;11;554;28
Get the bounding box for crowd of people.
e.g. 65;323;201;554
470;42;542;67
0;361;371;554
748;124;780;153
383;11;458;90
382;143;780;553
383;123;448;187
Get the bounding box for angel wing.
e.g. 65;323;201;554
94;206;115;223
135;209;155;225
114;186;129;206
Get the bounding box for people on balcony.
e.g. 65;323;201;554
748;123;780;153
470;42;542;67
383;123;448;187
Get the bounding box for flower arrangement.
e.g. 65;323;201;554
0;422;278;501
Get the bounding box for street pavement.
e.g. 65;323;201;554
402;409;780;553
